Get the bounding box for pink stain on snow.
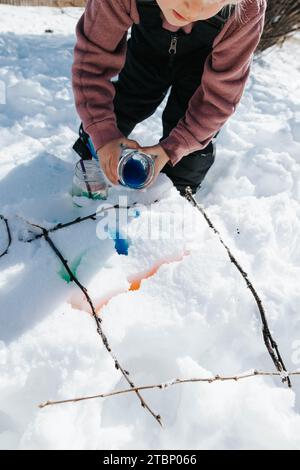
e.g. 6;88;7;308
96;250;190;315
70;251;190;316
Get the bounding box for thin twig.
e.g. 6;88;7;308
184;187;291;388
0;215;12;259
26;220;162;427
25;201;157;242
39;369;300;409
79;160;93;199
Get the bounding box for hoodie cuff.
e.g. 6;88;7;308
85;120;125;152
160;130;192;166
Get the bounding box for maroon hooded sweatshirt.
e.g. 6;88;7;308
72;0;267;165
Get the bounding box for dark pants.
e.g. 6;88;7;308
113;36;216;194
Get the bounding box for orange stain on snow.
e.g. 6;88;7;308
129;264;159;291
98;250;190;314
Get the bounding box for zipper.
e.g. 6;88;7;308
168;34;178;56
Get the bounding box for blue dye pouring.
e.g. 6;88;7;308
122;157;147;189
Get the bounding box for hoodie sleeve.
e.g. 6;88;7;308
160;0;267;166
72;0;138;151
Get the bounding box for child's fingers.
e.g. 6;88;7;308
101;159;111;183
125;139;140;149
104;159;116;185
109;153;119;185
102;152;119;185
100;155;114;185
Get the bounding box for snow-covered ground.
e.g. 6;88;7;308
1;5;300;450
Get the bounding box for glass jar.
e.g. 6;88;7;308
117;148;155;190
72;160;109;204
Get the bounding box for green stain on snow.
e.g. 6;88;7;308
58;250;88;283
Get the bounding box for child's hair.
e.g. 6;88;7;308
221;0;264;23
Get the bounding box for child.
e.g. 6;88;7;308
72;0;266;195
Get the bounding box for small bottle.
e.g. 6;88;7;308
118;148;155;190
72;160;109;205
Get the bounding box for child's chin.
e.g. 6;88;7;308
164;10;188;25
169;21;187;26
166;16;189;26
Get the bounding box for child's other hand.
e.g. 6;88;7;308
138;144;170;184
97;137;140;185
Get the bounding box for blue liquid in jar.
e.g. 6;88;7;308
122;157;148;189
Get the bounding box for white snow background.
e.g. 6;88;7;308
0;5;300;450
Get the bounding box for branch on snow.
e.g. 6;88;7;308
25;201;157;243
39;369;300;409
25;219;162;427
0;215;12;259
184;187;291;388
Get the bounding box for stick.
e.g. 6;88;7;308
25;201;158;242
0;215;12;259
39;369;300;409
184;187;291;388
26;221;162;426
79;159;93;199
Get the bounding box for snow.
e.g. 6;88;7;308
1;5;300;450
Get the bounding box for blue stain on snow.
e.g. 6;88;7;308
109;229;131;256
109;210;140;255
114;231;130;255
133;209;141;218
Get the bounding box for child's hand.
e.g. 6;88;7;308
137;144;170;184
97;137;140;185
